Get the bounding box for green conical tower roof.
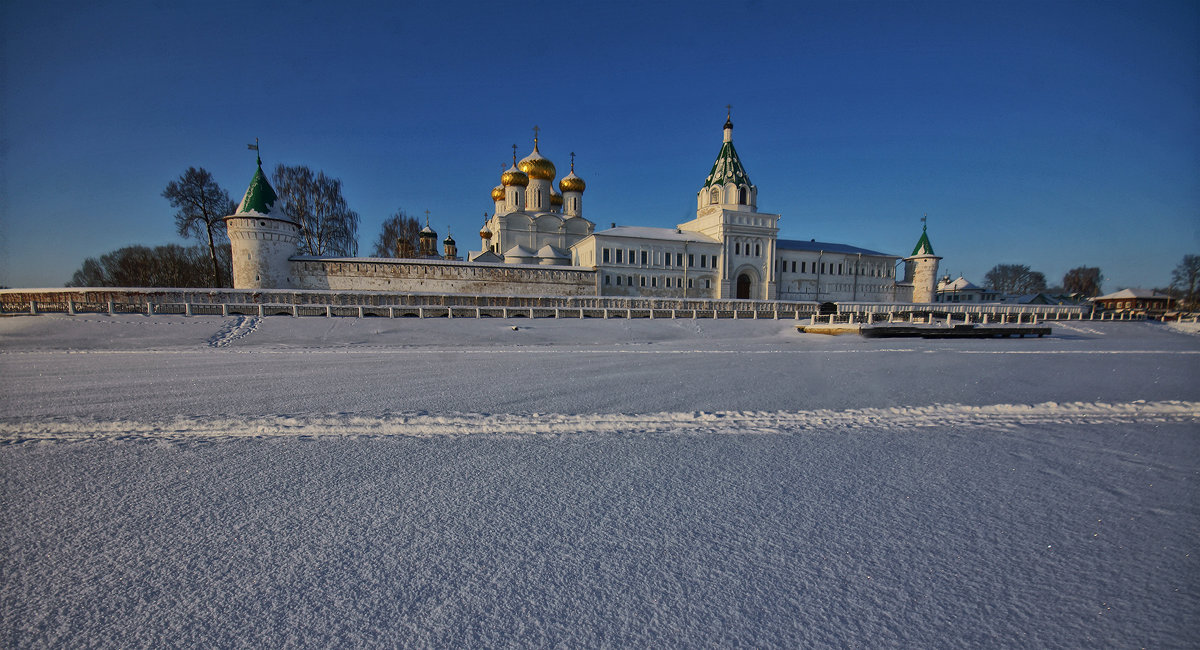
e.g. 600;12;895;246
703;117;752;189
912;224;935;256
236;160;278;216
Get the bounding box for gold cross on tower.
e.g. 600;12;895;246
532;125;540;148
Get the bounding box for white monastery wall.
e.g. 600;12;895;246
290;258;597;297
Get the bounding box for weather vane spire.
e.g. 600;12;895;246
247;137;261;166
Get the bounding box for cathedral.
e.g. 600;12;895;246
223;113;940;303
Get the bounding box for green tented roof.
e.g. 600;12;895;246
237;163;278;216
703;141;753;189
911;226;934;256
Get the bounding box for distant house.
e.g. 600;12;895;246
934;276;1005;303
1092;289;1174;313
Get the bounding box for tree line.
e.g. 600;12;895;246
67;164;424;288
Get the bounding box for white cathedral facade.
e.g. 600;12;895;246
224;114;940;303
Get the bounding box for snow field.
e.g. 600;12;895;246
1;315;1198;647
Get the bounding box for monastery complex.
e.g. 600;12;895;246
223;114;942;304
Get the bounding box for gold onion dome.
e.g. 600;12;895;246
550;190;563;207
490;185;505;201
501;164;528;187
559;171;586;193
480;225;492;239
519;141;556;180
559;154;586;193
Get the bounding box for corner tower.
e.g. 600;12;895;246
223;156;300;289
903;219;941;303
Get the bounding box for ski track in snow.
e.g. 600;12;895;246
3;400;1196;444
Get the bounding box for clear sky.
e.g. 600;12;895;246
2;0;1197;291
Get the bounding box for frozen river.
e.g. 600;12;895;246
2;315;1197;647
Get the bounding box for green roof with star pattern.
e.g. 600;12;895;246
703;140;753;189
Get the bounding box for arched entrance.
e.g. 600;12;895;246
736;273;752;299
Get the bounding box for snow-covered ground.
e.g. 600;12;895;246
2;315;1198;647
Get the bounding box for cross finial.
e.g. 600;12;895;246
922;213;927;230
511;144;518;165
569;151;576;172
726;104;732;117
424;209;431;227
532;125;540;149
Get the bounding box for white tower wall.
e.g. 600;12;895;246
224;216;300;289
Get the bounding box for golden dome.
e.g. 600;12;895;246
501;164;528;187
490;185;505;201
550;191;563;207
480;226;492;239
519;141;556;180
559;154;585;193
559;173;585;193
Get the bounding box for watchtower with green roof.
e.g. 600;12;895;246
902;218;941;303
222;157;301;289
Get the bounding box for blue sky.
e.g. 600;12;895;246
2;0;1196;291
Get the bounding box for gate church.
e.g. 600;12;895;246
224;113;939;303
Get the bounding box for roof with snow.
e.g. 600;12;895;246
236;162;278;216
938;276;980;292
777;239;894;257
593;226;720;244
1093;288;1171;301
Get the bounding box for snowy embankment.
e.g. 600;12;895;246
2;316;1198;647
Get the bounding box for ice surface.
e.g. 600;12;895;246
1;315;1198;647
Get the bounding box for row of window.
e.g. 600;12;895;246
604;274;713;290
733;242;761;257
710;185;751;205
601;248;717;269
775;259;895;278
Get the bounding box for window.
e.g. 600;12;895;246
616;249;623;264
838;263;843;275
710;188;719;204
651;277;657;288
791;261;796;272
688;279;694;288
676;253;683;266
688;254;694;267
616;276;621;286
640;276;646;287
605;275;611;285
603;248;610;263
821;263;826;274
705;279;711;289
641;250;647;265
735;243;741;255
755;243;761;256
627;276;633;286
699;255;706;268
739;186;748;204
665;253;672;267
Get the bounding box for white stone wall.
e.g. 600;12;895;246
907;255;941;303
290;258;597;297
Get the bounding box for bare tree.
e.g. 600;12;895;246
1062;266;1102;297
1171;254;1200;309
163;167;237;287
372;209;421;258
273;164;359;257
67;244;230;288
983;264;1047;294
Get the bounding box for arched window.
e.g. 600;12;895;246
738;186;748;204
755;243;761;256
710;187;720;205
